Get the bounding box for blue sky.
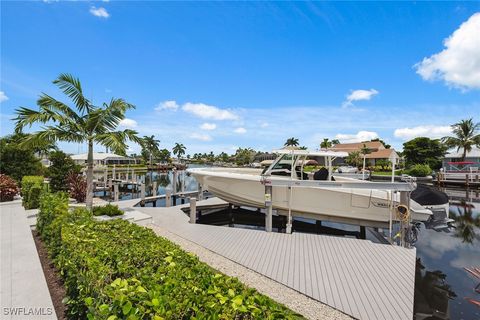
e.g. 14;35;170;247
1;1;479;155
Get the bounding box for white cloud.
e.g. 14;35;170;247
190;132;212;141
394;125;452;140
0;91;9;103
200;123;216;130
234;127;247;134
335;130;379;143
260;122;269;128
415;12;480;90
89;6;110;18
155;100;179;112
343;89;379;108
182;102;238;120
119;118;138;129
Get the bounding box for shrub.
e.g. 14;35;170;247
0;134;43;183
21;175;44;209
66;171;87;203
37;197;300;319
0;174;19;202
93;204;124;217
47;151;80;192
406;164;432;177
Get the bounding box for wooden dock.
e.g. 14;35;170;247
134;198;416;320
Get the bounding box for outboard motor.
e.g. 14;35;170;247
411;184;453;231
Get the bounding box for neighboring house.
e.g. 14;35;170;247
71;152;136;166
328;141;400;166
442;146;480;169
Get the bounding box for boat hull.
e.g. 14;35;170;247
189;168;432;227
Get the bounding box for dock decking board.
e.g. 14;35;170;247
137;200;415;320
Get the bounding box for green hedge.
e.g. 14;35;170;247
21;175;44;209
37;193;301;319
405;164;432;177
93;204;124;217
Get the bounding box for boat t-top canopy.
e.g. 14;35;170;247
272;149;349;158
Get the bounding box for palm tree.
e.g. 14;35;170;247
320;138;332;149
284;137;299;147
141;135;160;166
442;118;480;161
14;73;140;210
172;142;186;162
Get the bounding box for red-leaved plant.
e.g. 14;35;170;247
0;174;19;202
66;171;87;203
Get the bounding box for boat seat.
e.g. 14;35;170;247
313;168;329;181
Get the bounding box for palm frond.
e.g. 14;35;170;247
13;107;59;132
94;129;140;155
53;73;91;113
17;126;84;149
88;98;136;133
37;94;83;124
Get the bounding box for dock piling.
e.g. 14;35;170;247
152;181;157;197
165;190;171;207
265;185;272;232
113;183;119;202
189;197;197;224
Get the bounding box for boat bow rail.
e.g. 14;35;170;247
260;174;417;191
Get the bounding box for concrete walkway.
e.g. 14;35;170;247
0;201;56;320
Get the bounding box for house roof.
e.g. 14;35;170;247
330;141;384;152
71;152;132;161
365;149;399;160
444;147;480;158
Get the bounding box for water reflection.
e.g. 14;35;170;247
414;258;457;319
450;201;480;244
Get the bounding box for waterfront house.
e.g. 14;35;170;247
442;146;480;169
328;141;400;166
71;152;136;166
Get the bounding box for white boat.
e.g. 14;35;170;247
188;149;449;228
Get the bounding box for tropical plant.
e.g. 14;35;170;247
405;164;432;177
375;159;391;171
346;151;362;167
320;138;332;149
0;134;43;183
14;73;141;210
21;175;44;209
402;137;447;170
235;148;256;165
331;139;340;145
140;135;160;166
35;199;300;319
66;171;87;203
0;174;19;202
442;118;480;161
172;142;186;161
157;148;171;163
284;137;299;147
93;204;124;217
47;151;80;192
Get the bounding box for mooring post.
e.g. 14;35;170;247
152;181;157;197
189;197;196;224
228;204;234;227
165;189;171;207
197;183;203;200
114;183;119;202
265;185;273;232
140;183;145;206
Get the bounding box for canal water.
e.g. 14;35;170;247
104;169;480;320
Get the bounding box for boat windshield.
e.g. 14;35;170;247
268;154;294;176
